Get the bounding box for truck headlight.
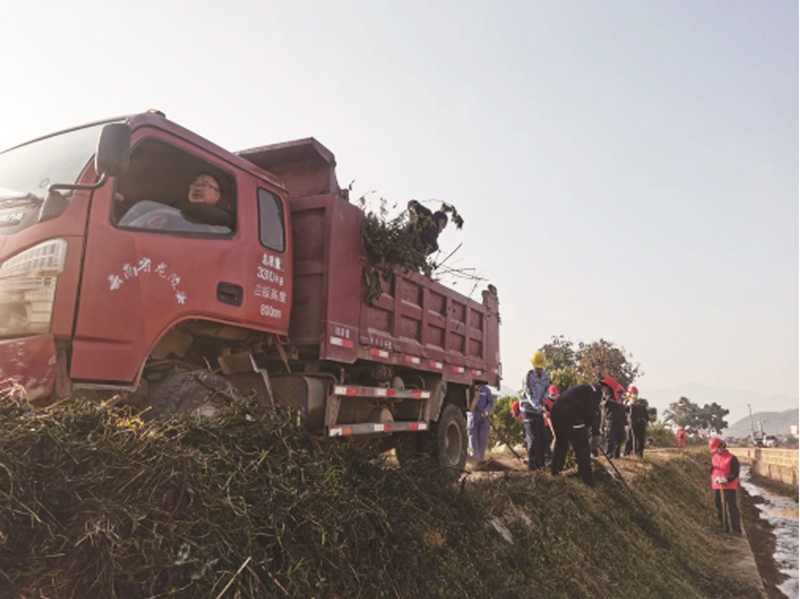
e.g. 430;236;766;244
0;239;67;337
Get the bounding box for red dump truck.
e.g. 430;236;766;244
0;111;501;470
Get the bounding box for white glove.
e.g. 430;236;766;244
715;476;727;485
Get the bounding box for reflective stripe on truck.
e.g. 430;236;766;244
329;421;428;437
332;385;431;399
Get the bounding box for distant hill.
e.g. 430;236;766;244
489;385;519;398
642;383;798;427
723;408;799;438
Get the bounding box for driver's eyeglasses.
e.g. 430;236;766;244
190;181;219;192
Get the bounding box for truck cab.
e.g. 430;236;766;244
0;112;292;395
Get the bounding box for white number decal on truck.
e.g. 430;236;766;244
256;266;284;286
260;304;282;319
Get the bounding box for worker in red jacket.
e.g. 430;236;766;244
550;376;624;486
543;384;560;412
676;427;687;448
706;437;742;533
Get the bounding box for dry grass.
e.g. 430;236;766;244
0;397;762;598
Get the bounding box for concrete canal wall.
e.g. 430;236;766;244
731;448;798;492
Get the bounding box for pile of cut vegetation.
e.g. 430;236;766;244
0;397;495;598
0;397;763;598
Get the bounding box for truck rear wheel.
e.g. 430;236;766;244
395;403;467;475
432;403;468;475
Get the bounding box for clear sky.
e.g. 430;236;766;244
1;1;797;401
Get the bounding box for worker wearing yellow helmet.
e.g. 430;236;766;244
520;350;550;471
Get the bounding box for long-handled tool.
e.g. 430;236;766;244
720;487;729;533
596;445;655;523
482;410;525;464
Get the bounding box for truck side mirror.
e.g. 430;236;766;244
95;123;131;177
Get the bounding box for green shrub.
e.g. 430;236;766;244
488;395;524;449
649;422;677;447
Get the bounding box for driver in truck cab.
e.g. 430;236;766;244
117;173;233;232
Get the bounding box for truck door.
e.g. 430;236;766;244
242;186;292;335
70;131;257;384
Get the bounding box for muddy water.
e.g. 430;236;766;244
741;467;799;599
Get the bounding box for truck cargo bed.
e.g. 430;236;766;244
238;139;501;387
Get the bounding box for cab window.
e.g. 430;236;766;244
258;188;285;251
114;139;236;236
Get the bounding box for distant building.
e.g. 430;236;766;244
791;425;798;438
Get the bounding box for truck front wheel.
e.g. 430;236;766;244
125;370;237;419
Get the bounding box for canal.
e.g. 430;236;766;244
740;467;799;599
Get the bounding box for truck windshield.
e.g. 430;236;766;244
0;121;116;202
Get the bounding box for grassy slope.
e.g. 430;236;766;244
471;451;758;599
0;400;761;598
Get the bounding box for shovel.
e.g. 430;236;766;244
720;485;729;533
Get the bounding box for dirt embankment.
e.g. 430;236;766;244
0;400;769;598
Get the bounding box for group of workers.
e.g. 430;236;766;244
465;349;743;533
607;384;651;459
517;351;650;485
467;351;650;486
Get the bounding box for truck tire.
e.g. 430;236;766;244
136;370;238;419
430;403;467;476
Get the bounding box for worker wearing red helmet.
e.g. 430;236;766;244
510;399;523;422
550;376;624;486
543;385;560;411
706;437;742;533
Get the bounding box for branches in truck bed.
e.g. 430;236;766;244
358;196;480;304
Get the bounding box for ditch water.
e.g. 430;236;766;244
741;468;799;599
